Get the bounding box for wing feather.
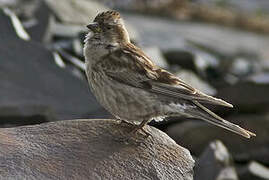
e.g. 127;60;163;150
98;43;232;107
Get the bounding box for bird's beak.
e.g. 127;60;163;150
86;22;100;33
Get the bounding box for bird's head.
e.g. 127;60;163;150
86;11;130;44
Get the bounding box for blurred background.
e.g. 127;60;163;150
0;0;269;179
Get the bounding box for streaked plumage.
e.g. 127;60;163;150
84;10;256;138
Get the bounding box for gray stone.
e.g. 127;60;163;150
24;1;52;42
122;13;269;57
44;0;108;25
0;10;110;126
0;0;40;18
196;0;269;14
194;140;238;180
237;161;269;180
175;70;216;95
248;73;269;84
144;46;169;69
163;50;195;71
166;114;269;164
0;119;195;180
216;81;269;113
99;0;177;11
50;21;86;38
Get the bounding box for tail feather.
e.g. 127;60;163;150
192;101;256;138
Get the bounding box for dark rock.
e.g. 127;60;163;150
194;140;238;180
229;57;260;78
237;161;269;180
0;8;17;38
216;82;269;113
44;0;108;24
24;1;52;42
144;46;169;69
0;0;40;18
195;0;269;14
0;119;195;180
163;50;196;71
166;114;269;165
123;12;269;56
247;72;269;84
0;11;110;126
50;22;86;38
175;70;216;95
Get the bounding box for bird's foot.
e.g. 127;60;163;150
130;125;151;138
115;119;151;143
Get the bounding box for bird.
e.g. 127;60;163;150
83;10;256;138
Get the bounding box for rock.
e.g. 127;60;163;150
163;47;221;82
216;81;269;113
100;0;179;11
166;114;269;165
237;161;269;180
44;0;108;25
163;50;196;71
0;119;195;180
195;0;269;14
0;0;18;7
230;57;256;77
0;11;110;126
0;7;17;37
2;7;31;41
193;49;220;74
194;140;238;180
23;1;52;42
43;2;139;41
175;70;216;95
261;49;269;71
0;0;40;18
123;12;269;57
49;21;86;38
247;73;269;84
144;46;169;69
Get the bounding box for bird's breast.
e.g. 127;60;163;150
87;70;160;122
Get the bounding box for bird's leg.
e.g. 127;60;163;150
118;118;149;135
115;118;151;143
131;119;151;137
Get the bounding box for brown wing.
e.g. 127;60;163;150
99;43;232;107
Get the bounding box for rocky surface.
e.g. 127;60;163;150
216;82;269;113
44;0;108;25
237;161;269;180
0;10;110;126
166;115;269;165
122;12;269;57
23;1;52;42
144;46;169;69
194;140;238;180
0;119;194;180
175;70;216;95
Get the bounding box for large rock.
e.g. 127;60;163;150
166;114;269;165
44;0;108;25
237;161;269;180
24;1;52;42
175;70;216;95
194;140;238;180
122;12;269;57
0;10;110;126
216;82;269;113
0;119;194;180
143;46;169;69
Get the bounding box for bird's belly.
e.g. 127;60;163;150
89;72;159;122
